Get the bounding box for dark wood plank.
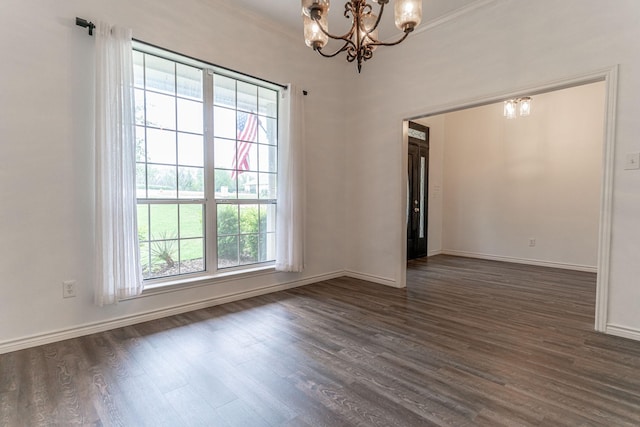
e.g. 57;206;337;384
2;255;640;426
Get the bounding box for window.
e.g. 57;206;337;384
133;46;279;281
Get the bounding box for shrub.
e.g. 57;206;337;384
151;233;177;269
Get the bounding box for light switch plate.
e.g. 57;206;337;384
624;152;640;170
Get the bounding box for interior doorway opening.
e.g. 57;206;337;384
400;68;618;332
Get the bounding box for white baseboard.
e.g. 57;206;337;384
441;250;597;273
0;270;345;355
344;270;399;288
428;250;443;257
606;324;640;342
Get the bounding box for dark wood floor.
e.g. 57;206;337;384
2;255;640;426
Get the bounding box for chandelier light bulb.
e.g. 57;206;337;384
504;100;517;119
303;14;329;49
302;0;330;18
395;0;422;32
519;97;532;116
360;13;379;49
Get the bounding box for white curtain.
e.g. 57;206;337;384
276;85;305;272
94;22;143;305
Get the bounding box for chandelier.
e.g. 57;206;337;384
301;0;423;72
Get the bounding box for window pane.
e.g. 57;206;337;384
133;51;144;89
259;233;276;262
258;145;277;173
214;106;236;139
180;238;204;274
258;173;276;199
258;87;277;117
237;81;257;112
217;204;238;235
178;167;204;199
236;141;257;173
214;75;236;108
146;129;176;165
239;205;259;234
147;164;177;199
239;234;258;264
140;241;151;279
137;204;150;242
237;112;258;143
259;117;277;145
150;204;179;240
180;204;204;238
214;138;235;169
135;89;145;125
136;164;147;198
178;133;204;167
265;232;276;260
146;92;176;130
177;98;203;134
258;234;267;262
135;126;146;162
237;172;258;199
259;204;276;233
218;235;238;268
214;169;237;199
177;63;202;101
150;238;179;277
145;55;175;95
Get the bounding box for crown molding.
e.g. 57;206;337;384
383;0;503;42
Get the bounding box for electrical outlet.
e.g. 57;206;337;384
63;280;77;298
529;238;536;247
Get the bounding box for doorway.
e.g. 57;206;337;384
407;121;429;260
399;67;618;333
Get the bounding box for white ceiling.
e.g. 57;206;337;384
227;0;482;41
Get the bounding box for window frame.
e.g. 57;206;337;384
133;42;282;286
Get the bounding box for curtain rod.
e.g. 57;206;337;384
74;16;307;95
75;17;95;35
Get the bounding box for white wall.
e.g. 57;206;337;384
346;0;640;337
0;0;349;350
440;82;604;269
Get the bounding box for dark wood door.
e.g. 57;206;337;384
407;122;429;260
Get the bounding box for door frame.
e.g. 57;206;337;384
397;66;618;333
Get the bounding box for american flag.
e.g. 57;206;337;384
232;112;258;178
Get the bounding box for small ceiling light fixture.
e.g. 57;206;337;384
504;97;532;119
301;0;423;73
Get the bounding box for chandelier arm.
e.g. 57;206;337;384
360;3;385;45
362;3;373;16
313;15;357;44
368;31;410;47
316;41;352;58
343;1;354;19
368;2;385;34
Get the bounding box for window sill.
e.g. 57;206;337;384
133;263;276;298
